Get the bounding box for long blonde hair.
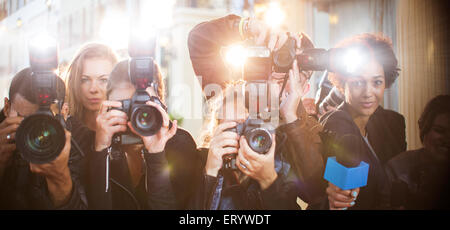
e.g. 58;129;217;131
65;43;119;121
198;80;247;148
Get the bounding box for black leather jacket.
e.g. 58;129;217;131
189;119;326;210
315;103;407;210
0;116;92;210
190;146;300;210
386;148;450;209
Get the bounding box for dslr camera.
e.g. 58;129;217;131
222;118;274;172
15;37;67;164
242;36;360;82
111;32;167;145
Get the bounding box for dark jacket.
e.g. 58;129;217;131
86;128;200;210
386;148;450;209
0;116;92;210
316;103;407;209
191;150;299;210
188;14;244;91
189;119;324;210
188;15;326;209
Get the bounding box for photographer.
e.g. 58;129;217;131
0;68;88;209
188;15;326;208
191;81;300;209
87;60;200;209
318;33;406;210
386;95;449;209
65;43;119;131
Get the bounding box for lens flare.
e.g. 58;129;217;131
29;33;57;51
264;2;285;28
225;45;247;68
99;12;130;50
129;26;157;49
344;48;362;74
140;0;175;29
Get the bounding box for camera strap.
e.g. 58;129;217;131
105;147;111;192
278;74;289;102
149;95;168;112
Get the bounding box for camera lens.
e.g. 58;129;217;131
273;38;297;73
137;111;152;128
246;128;272;154
131;105;163;136
29;123;56;152
16;114;66;164
274;49;295;69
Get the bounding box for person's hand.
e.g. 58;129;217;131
95;101;128;151
128;101;178;154
236;134;277;190
205;122;240;177
61;103;69;121
0;116;23;168
302;98;318;117
29;130;73;206
280;59;310;123
327;182;360;210
246;18;289;52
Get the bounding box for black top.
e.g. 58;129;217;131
318;103;407;209
85;128;201;210
189;142;301;210
386;148;450;209
188;118;326;210
0;115;93;210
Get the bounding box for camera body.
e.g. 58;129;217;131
242;46;273;82
111;91;167;145
15;39;66;164
273;36;332;73
222;118;274;172
239;36;362;83
242;37;329;82
111;31;166;145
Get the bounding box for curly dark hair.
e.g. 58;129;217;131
418;95;450;143
328;33;400;93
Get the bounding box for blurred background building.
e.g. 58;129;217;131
0;0;449;152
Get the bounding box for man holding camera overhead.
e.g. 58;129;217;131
188;15;326;209
0;68;89;210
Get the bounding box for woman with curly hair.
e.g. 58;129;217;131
319;33;407;210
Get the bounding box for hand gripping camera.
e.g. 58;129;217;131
15;37;67;164
222;118;274;172
111;32;167;145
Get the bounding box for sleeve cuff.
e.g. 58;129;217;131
143;150;167;165
204;173;219;185
90;144;109;158
260;173;283;198
55;180;86;210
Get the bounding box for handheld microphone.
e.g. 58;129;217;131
323;134;369;190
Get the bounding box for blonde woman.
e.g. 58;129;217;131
65;43;119;131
